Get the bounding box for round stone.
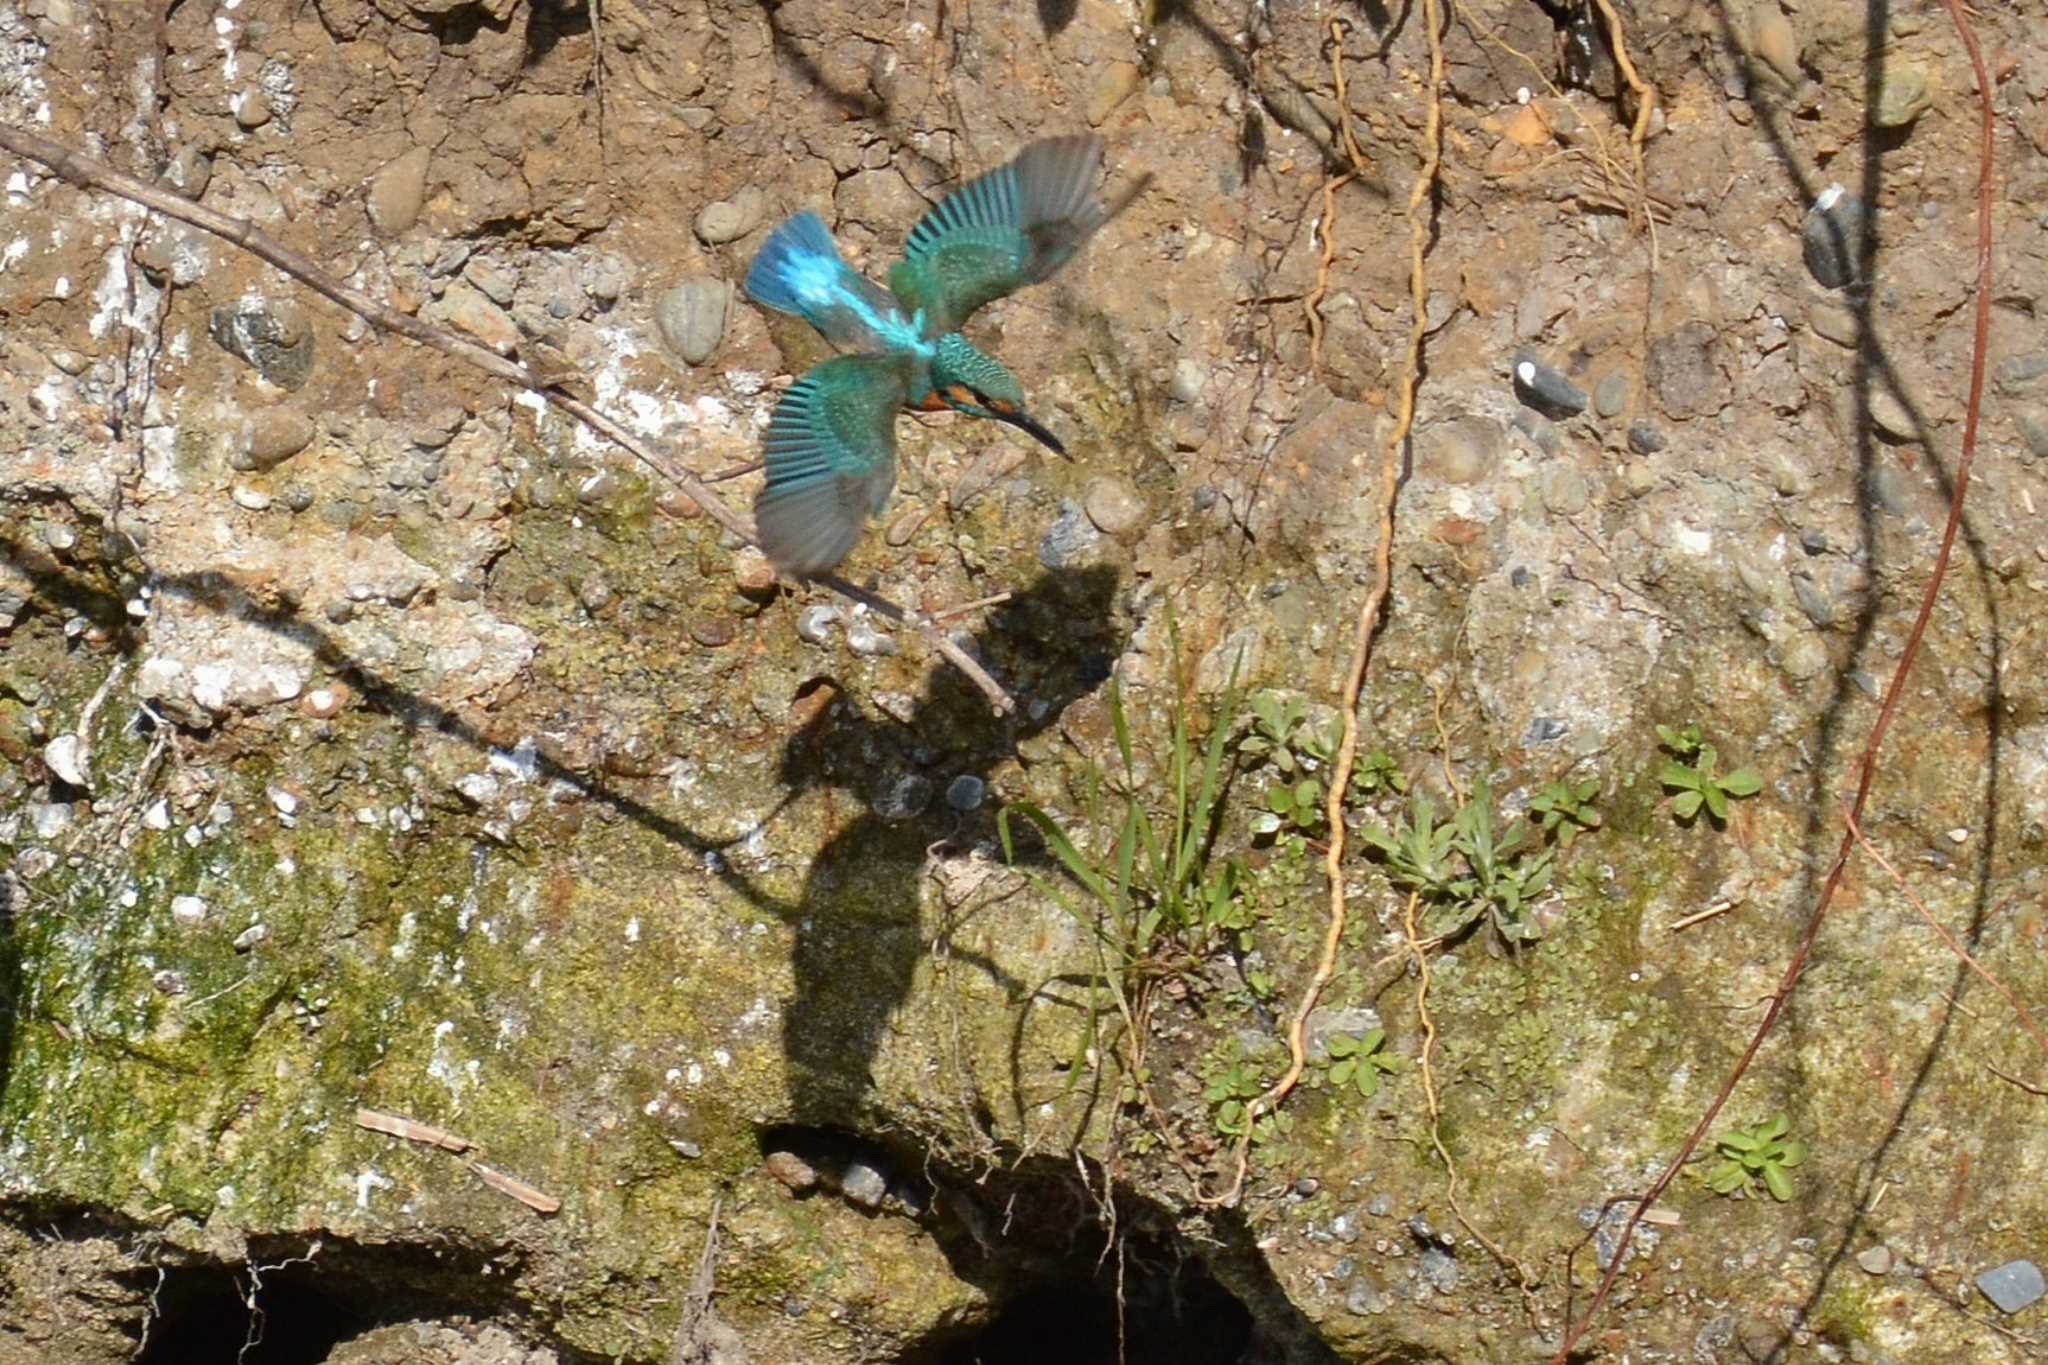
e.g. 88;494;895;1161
654;278;731;366
1082;476;1146;537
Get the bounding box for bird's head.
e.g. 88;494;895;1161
929;333;1066;456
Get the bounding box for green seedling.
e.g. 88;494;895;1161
1704;1112;1807;1201
1243;692;1404;841
1657;723;1762;824
1360;778;1557;944
1325;1028;1400;1099
1527;776;1602;848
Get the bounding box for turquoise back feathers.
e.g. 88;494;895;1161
742;135;1124;577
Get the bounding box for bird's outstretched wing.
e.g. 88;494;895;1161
745;210;912;353
755;354;911;576
888;135;1111;335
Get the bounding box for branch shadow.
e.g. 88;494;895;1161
762;1;888;121
770;565;1122;1126
1705;2;2005;1355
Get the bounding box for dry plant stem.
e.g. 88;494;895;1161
1587;0;1658;262
1550;1;1998;1353
1203;0;1444;1209
1844;804;2048;1068
0;121;1016;716
1405;891;1534;1283
1304;18;1367;379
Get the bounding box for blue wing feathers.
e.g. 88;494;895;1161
755;356;907;576
746;211;913;351
744;211;845;317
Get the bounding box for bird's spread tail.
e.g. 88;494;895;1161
744;211;846;318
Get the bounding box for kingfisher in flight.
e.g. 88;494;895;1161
743;135;1130;577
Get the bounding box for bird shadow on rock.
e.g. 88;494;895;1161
771;563;1122;1129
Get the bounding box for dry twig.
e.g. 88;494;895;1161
1203;0;1444;1208
0;122;1017;715
1550;0;2001;1350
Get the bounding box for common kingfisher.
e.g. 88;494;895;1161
743;135;1125;577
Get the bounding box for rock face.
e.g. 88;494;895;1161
1;3;2043;1363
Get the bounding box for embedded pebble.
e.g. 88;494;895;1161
1807;300;1858;349
171;894;209;925
1428;415;1503;485
577;573;613;613
1512;353;1588;419
765;1151;818;1193
1344;1275;1388;1316
1856;1245;1894;1275
944;775;986;812
368;147;432;234
1976;1259;2044;1315
1750;10;1801;83
432;281;520;355
873;774;932;821
884;506;925;546
465;257;520;306
1778;633;1830;680
1994;352;2048;395
695;187;768;245
1790;572;1835;627
301;684;351;718
455;772;501;806
233;923;269;952
795;604;842;645
1645;322;1724;420
690;619;734;648
231;486;273;511
43;733;88;788
845;618;896;657
1168;357;1210;404
1366;1192;1393;1217
233;87;272;129
1869;390;1917;442
234;409;316;471
1803;186;1867;290
1418;1246;1460;1293
209;299;315;389
1329;1212;1361;1244
152;970;189;996
1592;372;1629;418
1873;59;1934;128
1086;60;1143;126
162;146;212;199
1037;499;1104;569
580;253;632;306
655;278;731;366
2014;410;2048;460
28;802;71;838
838;1158;888;1209
1540;466;1589;516
1082;476;1146;537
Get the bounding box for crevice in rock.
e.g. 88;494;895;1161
755;1125;1327;1364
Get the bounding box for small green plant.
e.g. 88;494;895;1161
1657;723;1763;824
1360;778;1559;945
1325;1028;1400;1098
1202;1041;1293;1143
1704;1112;1808;1200
1242;691;1404;841
1527;776;1602;848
